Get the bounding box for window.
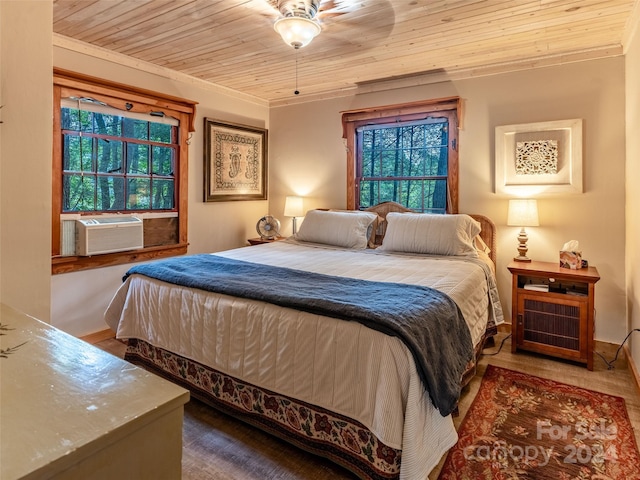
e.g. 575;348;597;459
52;69;196;274
61;100;178;213
342;97;460;213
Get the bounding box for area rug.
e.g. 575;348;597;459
438;365;640;480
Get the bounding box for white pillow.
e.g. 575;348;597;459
474;235;491;255
379;212;481;256
329;209;383;248
294;210;378;249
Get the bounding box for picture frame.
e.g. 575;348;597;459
495;119;582;195
204;118;268;202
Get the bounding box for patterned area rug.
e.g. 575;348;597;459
438;365;640;480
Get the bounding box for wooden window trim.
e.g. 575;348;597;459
52;68;197;274
341;97;461;213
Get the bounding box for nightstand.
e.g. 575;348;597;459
247;236;285;246
508;260;600;370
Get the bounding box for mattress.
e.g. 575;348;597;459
105;240;502;479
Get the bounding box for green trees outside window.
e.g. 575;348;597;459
358;118;449;213
61;106;177;213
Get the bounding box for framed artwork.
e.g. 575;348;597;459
204;118;268;202
495;119;582;195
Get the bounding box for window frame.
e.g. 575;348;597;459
52;68;197;274
341;97;461;213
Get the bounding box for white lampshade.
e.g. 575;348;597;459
507;199;539;227
284;196;304;218
274;17;321;49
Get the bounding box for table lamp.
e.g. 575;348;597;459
507;199;539;262
284;196;304;234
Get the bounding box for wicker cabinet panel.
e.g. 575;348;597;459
517;293;586;361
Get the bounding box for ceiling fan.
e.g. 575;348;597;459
267;0;359;49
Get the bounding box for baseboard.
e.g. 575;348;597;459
624;344;640;394
80;328;115;344
498;323;512;333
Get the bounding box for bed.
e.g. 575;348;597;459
105;202;503;480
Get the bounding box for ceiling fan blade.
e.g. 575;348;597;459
267;0;323;18
265;0;280;11
262;0;362;21
319;0;361;17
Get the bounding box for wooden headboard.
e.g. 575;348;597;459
364;201;497;264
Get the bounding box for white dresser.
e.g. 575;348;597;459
0;303;190;479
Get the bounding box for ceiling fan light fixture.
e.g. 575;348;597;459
274;16;321;49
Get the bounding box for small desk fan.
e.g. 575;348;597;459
256;215;281;240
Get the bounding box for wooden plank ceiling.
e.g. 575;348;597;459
53;0;638;105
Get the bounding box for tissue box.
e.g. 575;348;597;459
560;251;582;269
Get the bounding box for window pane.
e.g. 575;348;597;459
63;174;95;212
381;151;401;177
424;146;448;176
96;139;123;174
97;176;125;211
377;180;401;203
61;108;81;131
127;178;150;209
409;148;426;177
361;149;382;177
93;112;122;136
79;110;93;133
152;146;174;175
150;122;172;143
127;144;150;174
428;179;448;213
359;180;378;209
63;135;93;172
404;180;422;210
123;118;148;140
152;178;175;210
360;149;372;176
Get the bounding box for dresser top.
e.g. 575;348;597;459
0;303;189;480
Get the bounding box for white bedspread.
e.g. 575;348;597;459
105;241;502;480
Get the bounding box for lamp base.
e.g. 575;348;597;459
514;227;532;262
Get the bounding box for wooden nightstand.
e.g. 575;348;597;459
247;236;285;246
508;260;600;370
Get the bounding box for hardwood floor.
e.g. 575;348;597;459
94;334;640;479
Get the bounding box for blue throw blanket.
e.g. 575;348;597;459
124;254;473;416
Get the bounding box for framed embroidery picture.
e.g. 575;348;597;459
204;119;268;202
495;119;582;195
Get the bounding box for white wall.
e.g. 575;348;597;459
270;57;628;345
625;15;640;373
50;47;270;336
0;1;52;322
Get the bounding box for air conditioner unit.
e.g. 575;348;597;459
76;217;144;256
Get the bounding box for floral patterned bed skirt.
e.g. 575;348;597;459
124;325;494;480
125;338;402;480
